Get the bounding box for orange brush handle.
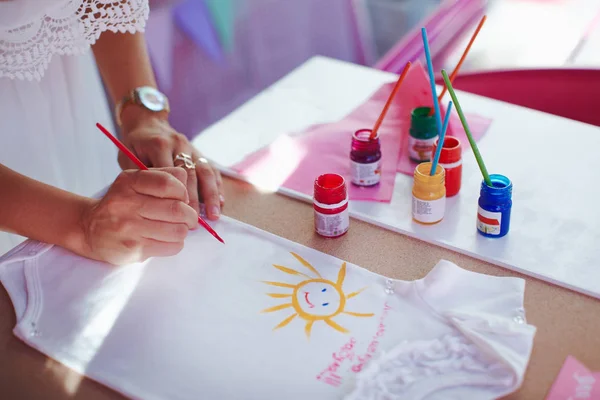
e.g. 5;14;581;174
432;15;487;115
370;61;412;139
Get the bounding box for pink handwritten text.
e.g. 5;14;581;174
315;302;393;387
316;337;357;387
351;302;392;374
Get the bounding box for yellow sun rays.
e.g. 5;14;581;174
260;252;374;338
343;311;374;317
324;319;349;334
346;287;366;299
266;293;292;299
305;321;314;337
261;303;294;313
336;262;346;287
262;281;296;288
272;264;313;279
290;252;322;278
274;313;298;330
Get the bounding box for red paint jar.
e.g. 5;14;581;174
431;136;462;197
313;173;349;238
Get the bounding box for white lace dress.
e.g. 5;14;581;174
0;0;149;256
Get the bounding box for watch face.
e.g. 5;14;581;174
137;86;166;112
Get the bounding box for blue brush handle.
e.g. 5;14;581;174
421;28;443;145
430;101;453;175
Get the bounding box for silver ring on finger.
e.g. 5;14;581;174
196;157;209;165
174;152;195;170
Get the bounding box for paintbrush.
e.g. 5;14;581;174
369;62;412;140
96;122;225;244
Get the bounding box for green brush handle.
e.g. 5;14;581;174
441;70;492;186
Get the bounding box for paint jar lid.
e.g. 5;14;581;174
433;136;462;164
413;162;445;186
410;107;437;139
480;174;512;199
351;129;380;153
314;173;347;205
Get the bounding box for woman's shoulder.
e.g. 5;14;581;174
0;0;149;81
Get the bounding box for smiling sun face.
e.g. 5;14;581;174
261;252;373;338
294;280;342;318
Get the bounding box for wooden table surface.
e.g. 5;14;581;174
1;176;599;399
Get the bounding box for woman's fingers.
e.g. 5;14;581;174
129;168;189;202
194;157;220;220
139;219;191;243
215;168;225;207
144;135;176;168
185;166;201;214
138;197;198;228
84;167;199;265
140;238;186;259
117;151;138;171
173;152;201;214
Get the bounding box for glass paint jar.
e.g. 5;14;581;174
409;106;438;163
412;162;446;224
314;173;349;238
350;129;382;186
431;136;462;197
477;174;512;238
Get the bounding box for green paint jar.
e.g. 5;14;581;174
409;106;438;163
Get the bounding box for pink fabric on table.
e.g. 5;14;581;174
231;87;403;202
232;62;492;203
544;356;600;400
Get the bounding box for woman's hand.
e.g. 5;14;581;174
79;167;198;265
118;115;224;221
92;31;223;218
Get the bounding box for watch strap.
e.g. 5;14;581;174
114;89;136;127
114;87;170;127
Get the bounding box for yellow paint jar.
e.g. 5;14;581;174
412;162;446;225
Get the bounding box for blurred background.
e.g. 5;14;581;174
144;0;600;137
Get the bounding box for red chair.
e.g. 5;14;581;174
435;69;600;127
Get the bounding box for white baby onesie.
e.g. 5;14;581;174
0;216;536;400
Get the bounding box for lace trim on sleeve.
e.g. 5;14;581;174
0;0;149;81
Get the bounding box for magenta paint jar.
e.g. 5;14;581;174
350;129;382;186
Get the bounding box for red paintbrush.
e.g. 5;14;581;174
96;122;225;244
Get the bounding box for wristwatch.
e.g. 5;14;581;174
114;86;170;126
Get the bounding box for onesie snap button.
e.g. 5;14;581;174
30;322;40;336
384;279;395;295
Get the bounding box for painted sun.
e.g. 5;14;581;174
261;252;374;338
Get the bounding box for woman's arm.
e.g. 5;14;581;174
0;163;198;265
91;31;163;131
0;164;90;254
91;31;225;221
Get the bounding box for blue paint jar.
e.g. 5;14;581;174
476;174;512;238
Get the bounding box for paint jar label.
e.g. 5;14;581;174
314;209;349;237
350;160;381;186
477;207;502;235
412;196;445;224
439;159;463;170
409;136;437;161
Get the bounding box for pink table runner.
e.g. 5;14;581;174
233;62;492;202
